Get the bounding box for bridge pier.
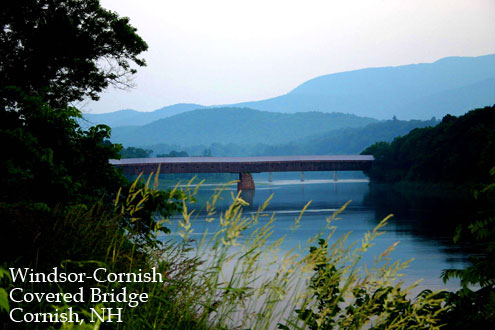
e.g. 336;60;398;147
239;189;255;205
268;172;273;182
238;172;255;191
301;171;305;182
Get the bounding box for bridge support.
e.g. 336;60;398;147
334;171;338;181
238;172;255;191
301;171;305;182
268;172;273;182
239;190;255;205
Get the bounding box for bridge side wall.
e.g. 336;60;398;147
116;160;372;175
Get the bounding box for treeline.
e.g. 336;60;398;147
119;146;190;158
362;105;495;185
120;146;153;158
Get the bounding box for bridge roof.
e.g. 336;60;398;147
110;155;374;165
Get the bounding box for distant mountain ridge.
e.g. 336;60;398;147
230;55;495;119
82;103;205;127
109;107;377;147
83;54;495;127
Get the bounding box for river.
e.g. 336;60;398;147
159;171;470;294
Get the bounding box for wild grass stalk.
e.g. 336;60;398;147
165;177;448;329
1;172;449;329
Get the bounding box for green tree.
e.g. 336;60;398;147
157;150;189;157
1;0;148;205
0;3;194;328
362;105;495;185
120;146;153;158
440;167;495;329
1;0;148;107
1;94;125;204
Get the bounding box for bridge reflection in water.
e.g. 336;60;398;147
111;155;374;192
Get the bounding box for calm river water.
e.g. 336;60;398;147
161;171;470;293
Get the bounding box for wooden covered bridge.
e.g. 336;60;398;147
110;155;374;190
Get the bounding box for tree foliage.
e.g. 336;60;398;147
439;167;495;329
0;0;148;107
1;89;125;205
0;0;148;206
156;150;189;157
362;105;495;185
120;146;153;158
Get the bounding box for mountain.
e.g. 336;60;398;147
229;54;495;119
109;107;377;147
142;117;438;157
83;54;494;127
255;118;440;156
82;103;205;127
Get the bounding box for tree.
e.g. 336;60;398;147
0;0;148;205
440;167;495;329
202;148;212;157
0;4;192;328
121;146;153;158
361;105;495;185
157;150;189;157
0;95;125;204
1;0;148;108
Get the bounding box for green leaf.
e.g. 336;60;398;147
0;288;9;312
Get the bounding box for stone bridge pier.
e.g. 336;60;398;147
237;172;255;190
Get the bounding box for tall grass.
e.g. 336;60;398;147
0;172;449;329
171;181;448;329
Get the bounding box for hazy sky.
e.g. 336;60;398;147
83;0;495;114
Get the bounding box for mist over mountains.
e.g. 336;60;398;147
83;54;494;156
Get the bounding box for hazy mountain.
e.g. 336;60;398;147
82;103;205;127
142;117;439;157
255;118;440;156
83;55;494;127
109;107;377;147
229;54;495;119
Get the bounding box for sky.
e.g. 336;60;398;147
82;0;495;114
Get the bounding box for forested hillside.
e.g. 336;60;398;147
141;117;437;157
255;117;439;156
110;107;377;146
362;105;495;184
